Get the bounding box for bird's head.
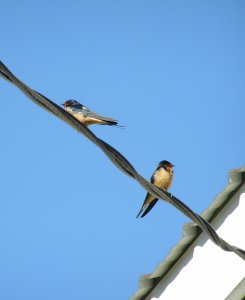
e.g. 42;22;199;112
158;160;174;171
61;99;80;108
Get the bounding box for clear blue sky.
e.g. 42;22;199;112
1;1;245;299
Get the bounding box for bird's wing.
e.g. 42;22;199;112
82;108;119;125
73;103;84;109
66;103;85;114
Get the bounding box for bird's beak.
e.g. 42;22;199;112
61;103;64;106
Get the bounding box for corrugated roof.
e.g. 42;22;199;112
130;165;245;300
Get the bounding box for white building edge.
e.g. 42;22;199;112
131;166;245;300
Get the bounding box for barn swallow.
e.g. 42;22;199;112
62;99;120;127
136;160;174;218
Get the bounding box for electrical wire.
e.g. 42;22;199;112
1;60;244;260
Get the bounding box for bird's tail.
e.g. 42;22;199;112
102;120;124;128
136;199;158;218
140;199;158;218
136;204;146;218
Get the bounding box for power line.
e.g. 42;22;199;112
1;60;244;260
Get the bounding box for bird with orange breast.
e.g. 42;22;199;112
136;160;174;218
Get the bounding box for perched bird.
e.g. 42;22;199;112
62;99;120;127
136;160;174;218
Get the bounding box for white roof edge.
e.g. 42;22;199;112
130;165;245;300
225;277;245;300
